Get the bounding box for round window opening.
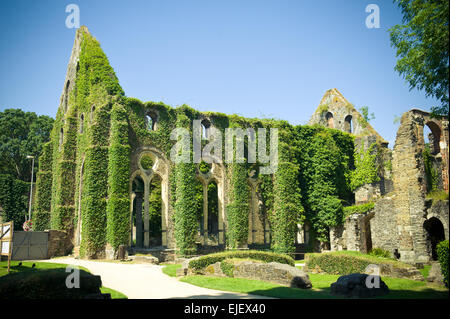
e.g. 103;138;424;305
140;154;154;171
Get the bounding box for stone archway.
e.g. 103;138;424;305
196;155;226;246
424;217;446;260
130;147;171;249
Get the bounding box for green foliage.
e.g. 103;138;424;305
350;142;379;191
425;190;449;201
389;0;449;115
369;247;392;259
342;202;374;220
0;174;29;230
106;104;131;251
33;141;53;231
298;127;352;242
226;163;250;248
0;109;54;181
220;260;235;277
358;106;375;127
148;177;162;242
174;162;199;256
436;240;448;287
140;154;154;170
271;162;303;254
188;250;295;270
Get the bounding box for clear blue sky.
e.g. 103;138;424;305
0;0;441;147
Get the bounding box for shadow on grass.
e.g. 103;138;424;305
248;286;339;299
248;286;448;299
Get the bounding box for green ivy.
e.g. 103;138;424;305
437;240;448;287
0;174;29;230
350;142;379;191
342;202;374;221
226;163;250;249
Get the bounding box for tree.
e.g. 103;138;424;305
0;109;54;229
359;106;375;123
0;109;54;182
389;0;449;115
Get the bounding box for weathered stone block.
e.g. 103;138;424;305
133;255;159;264
233;261;312;289
330;273;389;298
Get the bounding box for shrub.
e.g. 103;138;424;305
369;247;392;259
189;250;295;270
305;251;409;275
436;240;449;287
342;202;374;220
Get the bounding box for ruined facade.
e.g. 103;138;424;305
320;91;449;264
33;27;448;264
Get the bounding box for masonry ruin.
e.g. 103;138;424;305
33;27;448;264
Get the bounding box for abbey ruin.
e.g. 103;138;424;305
33;27;448;265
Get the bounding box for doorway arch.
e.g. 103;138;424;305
424;217;445;260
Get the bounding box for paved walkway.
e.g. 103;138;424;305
42;258;271;299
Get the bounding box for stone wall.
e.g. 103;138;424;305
330;211;374;254
47;230;73;258
371;196;400;255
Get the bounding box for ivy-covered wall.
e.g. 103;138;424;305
33;26;360;259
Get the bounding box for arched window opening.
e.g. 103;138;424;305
424;217;445;261
207;181;219;241
423;122;444;193
63;80;70;112
344;115;352;133
79;114;84;133
59;128;64;151
132;175;145;248
325;112;334;128
90;105;96;122
424;121;441;155
146;111;158;131
194;179;204;239
201;119;211;139
148;175;162;247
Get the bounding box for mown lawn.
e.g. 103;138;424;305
0;260;127;299
165;264;448;299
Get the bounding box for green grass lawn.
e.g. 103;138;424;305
165;264;448;299
0;260;127;299
162;263;182;277
419;265;432;279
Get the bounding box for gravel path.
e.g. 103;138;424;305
42;258;271;299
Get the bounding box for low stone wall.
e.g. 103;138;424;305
47;230;73;258
233;262;312;288
183;260;312;289
330;211;374;254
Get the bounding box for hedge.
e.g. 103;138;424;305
437;240;449;287
305;251;410;275
188;250;295;270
